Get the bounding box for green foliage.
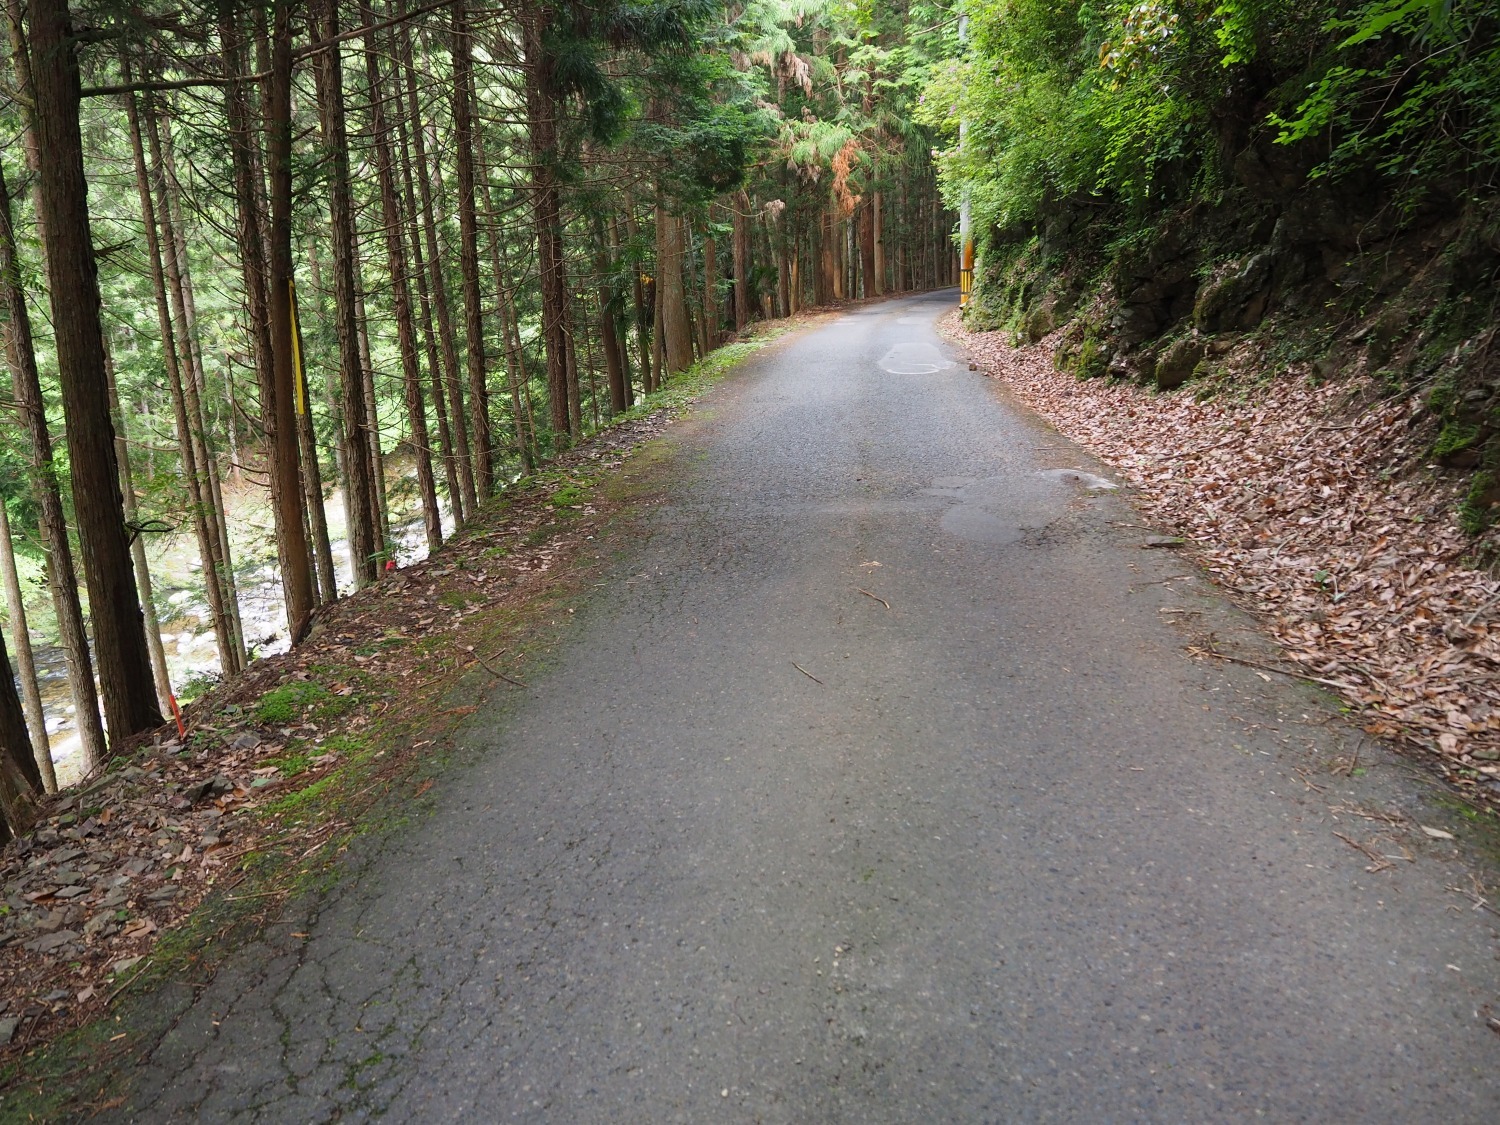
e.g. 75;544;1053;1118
928;0;1497;248
176;670;223;705
1269;0;1500;197
920;0;1239;231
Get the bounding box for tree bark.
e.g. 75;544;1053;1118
776;204;791;317
623;205;652;394
265;0;317;643
128;86;240;676
595;219;627;415
872;190;885;296
701;216;717;355
400;26;475;514
609;216;635;406
292;283;337;605
832;210;846;301
523;5;574;440
0;629;40;842
0;148;108;772
29;0;163;745
656;206;693;376
859;197;877;300
361;2;441;550
732;190;752;332
564;301;583;436
391;41;463;526
354;281;389;549
450;0;494;497
155;102;243;669
756;203;776;318
310;0;378;588
477;130;535;474
218;0;277;504
0;503;53;792
104;338;172;712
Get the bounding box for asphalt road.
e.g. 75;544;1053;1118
110;292;1500;1121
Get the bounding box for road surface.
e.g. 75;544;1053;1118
110;292;1500;1121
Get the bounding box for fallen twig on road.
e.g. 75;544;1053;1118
1333;831;1394;872
468;650;528;688
790;662;824;685
1131;574;1194;587
1447;883;1500;919
857;588;891;610
1188;646;1358;692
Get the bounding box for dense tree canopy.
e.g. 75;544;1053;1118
923;1;1500;231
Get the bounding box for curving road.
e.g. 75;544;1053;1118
111;292;1500;1121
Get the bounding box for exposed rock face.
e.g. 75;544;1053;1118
1194;252;1275;333
1023;294;1064;342
1109;227;1198;349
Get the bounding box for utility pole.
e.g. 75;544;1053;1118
958;8;974;309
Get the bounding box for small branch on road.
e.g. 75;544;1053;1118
1447;883;1500;919
1332;831;1395;873
857;588;891;610
1132;574;1193;587
1331;736;1366;777
466;649;528;688
1188;646;1358;692
790;661;824;685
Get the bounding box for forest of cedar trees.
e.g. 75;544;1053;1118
0;0;960;836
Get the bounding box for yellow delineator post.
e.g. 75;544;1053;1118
960;238;975;308
288;277;307;415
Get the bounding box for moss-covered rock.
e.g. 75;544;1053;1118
1194;251;1275;333
1434;421;1482;466
1154;336;1207;390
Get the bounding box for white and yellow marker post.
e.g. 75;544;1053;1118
958;10;974;309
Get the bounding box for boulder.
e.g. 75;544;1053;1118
1194;251;1275;333
1155;336;1207;390
1023;295;1062;341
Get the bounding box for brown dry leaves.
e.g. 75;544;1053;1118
948;313;1500;796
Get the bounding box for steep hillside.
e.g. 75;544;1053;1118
930;1;1500;545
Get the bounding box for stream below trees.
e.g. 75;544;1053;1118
19;488;447;786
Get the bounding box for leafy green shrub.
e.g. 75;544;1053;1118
1270;0;1500;199
177;670;223;705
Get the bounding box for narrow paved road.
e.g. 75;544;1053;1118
115;293;1499;1121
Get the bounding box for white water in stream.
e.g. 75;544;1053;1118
26;491;450;786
